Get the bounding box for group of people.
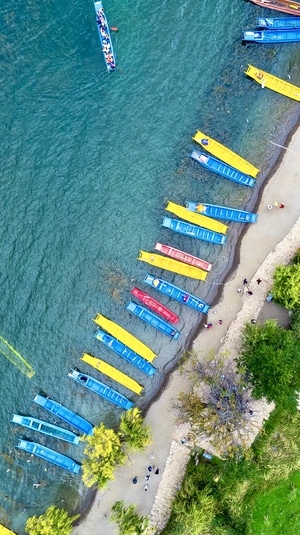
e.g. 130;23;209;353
132;456;161;491
96;7;116;70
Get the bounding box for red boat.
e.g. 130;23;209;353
249;0;300;17
130;287;179;325
154;242;212;272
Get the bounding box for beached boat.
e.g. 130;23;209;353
131;287;180;324
11;414;80;445
155;242;212;272
16;439;81;474
243;28;300;42
185;202;257;223
249;0;300;17
0;525;16;535
257;16;300;28
33;394;94;436
166;201;228;234
144;273;210;314
190;150;256;187
137;250;208;281
68;369;134;410
162;217;227;245
81;353;143;395
94;328;157;376
192;131;259;178
93;314;156;362
126;302;181;340
94;1;117;71
245;64;300;101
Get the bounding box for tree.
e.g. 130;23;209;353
119;408;152;450
82;423;126;488
25;505;79;535
272;263;300;310
111;501;149;535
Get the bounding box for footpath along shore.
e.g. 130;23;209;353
72;127;300;535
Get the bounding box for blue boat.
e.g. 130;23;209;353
16;439;81;474
190;150;255;187
243;28;300;43
94;328;157;376
126;302;181;340
162;217;227;245
144;273;210;314
257;17;300;29
94;1;117;72
68;369;134;410
11;414;80;445
33;394;94;436
185;202;257;223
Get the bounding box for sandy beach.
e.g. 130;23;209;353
72;126;300;535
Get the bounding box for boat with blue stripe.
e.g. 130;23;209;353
185;202;257;223
11;414;80;445
190;150;256;187
257;17;300;29
16;439;81;474
94;328;157;376
144;273;210;314
243;28;300;43
126;302;181;340
68;369;134;410
33;394;94;436
162;217;227;245
94;1;116;71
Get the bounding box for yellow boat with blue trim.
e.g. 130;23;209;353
81;353;143;395
138;251;208;281
245;64;300;102
166;201;228;234
0;526;16;535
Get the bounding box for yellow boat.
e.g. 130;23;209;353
81;353;143;395
192;130;259;178
166;201;228;235
245;64;300;102
138;251;208;281
0;526;16;535
93;314;156;363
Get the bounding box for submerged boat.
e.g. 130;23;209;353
81;353;143;395
192;131;259;178
94;328;157;376
166;201;228;234
162;217;227;245
0;526;16;535
144;273;210;314
243;28;300;42
137;250;208;281
93;314;156;362
11;414;80;445
16;439;81;474
126;302;181;340
245;64;300;101
185;202;257;223
190;150;256;187
131;287;179;324
257;16;300;28
94;1;117;71
249;0;300;17
33;394;94;436
155;242;212;272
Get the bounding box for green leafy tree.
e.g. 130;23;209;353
82;423;126;488
25;505;79;535
272;264;300;310
111;501;149;535
290;308;300;340
119;408;152;450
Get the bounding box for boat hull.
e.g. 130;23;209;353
33;394;94;436
249;0;300;17
126;301;181;340
166;201;228;234
185;202;257;223
94;1;117;71
81;353;143;395
245;64;300;101
17;439;81;474
11;415;80;445
155;242;212;272
0;525;16;535
243;28;300;42
257;17;300;28
131;287;179;324
138;250;208;280
162;217;227;245
190;150;256;187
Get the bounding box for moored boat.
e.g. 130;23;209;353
137;251;208;281
192;131;259;178
94;328;157;376
155;242;212;272
131;287;180;324
16;439;81;474
68;369;134;410
93;314;156;362
162;217;227;245
245;64;300;101
126;302;181;340
144;273;210;314
257;16;300;28
185;202;257;223
94;1;117;71
190;150;256;187
166;201;228;234
81;353;143;395
0;525;17;535
243;28;300;42
33;394;94;436
11;414;80;445
249;0;300;17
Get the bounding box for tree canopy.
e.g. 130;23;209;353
25;505;79;535
272;263;300;310
119;407;152;450
111;501;149;535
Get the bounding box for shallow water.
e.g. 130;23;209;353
0;0;300;531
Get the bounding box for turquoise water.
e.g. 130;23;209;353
1;0;300;531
